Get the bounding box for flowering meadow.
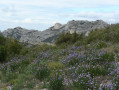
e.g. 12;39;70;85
0;24;119;90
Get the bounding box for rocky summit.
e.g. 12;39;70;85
2;20;109;45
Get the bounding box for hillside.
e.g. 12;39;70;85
0;23;119;90
2;20;109;45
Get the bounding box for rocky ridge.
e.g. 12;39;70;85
2;20;109;45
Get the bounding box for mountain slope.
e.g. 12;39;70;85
2;20;109;45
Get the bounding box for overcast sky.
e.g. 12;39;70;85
0;0;119;31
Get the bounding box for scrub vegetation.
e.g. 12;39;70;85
0;24;119;90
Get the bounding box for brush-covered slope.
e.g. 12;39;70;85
0;23;119;90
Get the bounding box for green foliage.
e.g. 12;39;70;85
0;71;2;79
75;39;86;46
1;87;8;90
89;52;115;65
86;24;119;44
55;24;118;49
0;46;7;62
47;62;64;71
32;44;55;51
20;47;29;56
0;36;7;62
0;35;6;45
1;67;19;82
73;75;92;89
27;44;56;58
111;66;119;89
94;41;107;49
6;39;23;55
34;65;50;81
12;74;37;90
86;29;103;44
55;24;119;46
0;36;24;62
55;32;71;45
71;31;79;43
1;24;119;90
49;74;64;90
55;31;83;45
8;79;19;85
89;65;110;77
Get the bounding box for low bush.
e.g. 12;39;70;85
12;74;37;90
0;35;6;45
6;39;23;55
47;62;64;71
111;66;119;89
34;65;50;80
72;73;99;90
95;41;107;49
55;32;84;46
1;67;19;82
0;46;7;62
0;36;24;62
0;71;2;79
49;73;64;90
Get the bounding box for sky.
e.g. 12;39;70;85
0;0;119;31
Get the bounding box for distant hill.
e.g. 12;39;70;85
2;20;109;45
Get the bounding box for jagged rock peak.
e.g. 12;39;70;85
14;27;23;29
6;27;23;31
67;20;107;25
65;20;109;32
53;23;62;29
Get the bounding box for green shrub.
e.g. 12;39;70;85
12;74;37;90
47;62;64;71
0;46;7;62
31;44;55;52
0;71;2;79
55;32;83;46
0;36;24;62
86;29;104;44
70;31;80;43
20;47;29;56
111;66;119;89
87;51;115;65
89;65;110;77
8;79;19;85
34;65;50;80
72;73;98;90
1;87;8;90
0;35;6;45
85;24;119;44
6;39;23;55
75;40;86;46
95;41;107;49
55;32;71;45
1;67;18;82
49;74;64;90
